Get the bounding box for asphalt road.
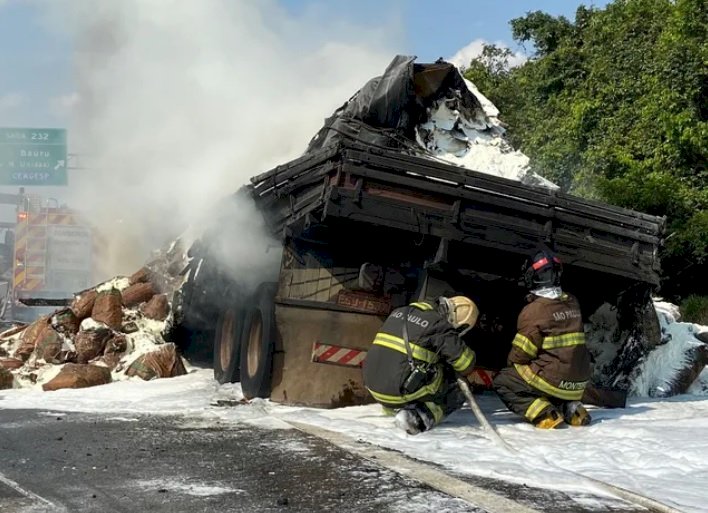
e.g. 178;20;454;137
0;409;483;513
0;409;645;513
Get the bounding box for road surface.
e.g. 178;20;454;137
0;409;644;513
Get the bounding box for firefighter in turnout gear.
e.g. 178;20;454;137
494;249;592;429
363;296;479;435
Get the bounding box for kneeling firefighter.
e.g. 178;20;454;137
494;248;592;429
363;296;479;435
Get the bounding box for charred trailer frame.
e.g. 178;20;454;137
182;141;664;408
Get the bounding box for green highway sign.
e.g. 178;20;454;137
0;127;68;186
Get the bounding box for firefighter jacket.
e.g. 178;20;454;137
507;292;591;401
362;301;476;407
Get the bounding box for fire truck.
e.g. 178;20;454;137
0;190;93;322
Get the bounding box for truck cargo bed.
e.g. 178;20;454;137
250;141;663;287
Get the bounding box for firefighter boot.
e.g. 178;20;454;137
394;405;434;435
533;409;564;429
563;401;591;427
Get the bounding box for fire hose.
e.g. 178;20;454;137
456;378;684;513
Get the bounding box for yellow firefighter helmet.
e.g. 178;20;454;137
441;296;479;334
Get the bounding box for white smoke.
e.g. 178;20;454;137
0;92;27;121
448;38;527;71
47;0;398;278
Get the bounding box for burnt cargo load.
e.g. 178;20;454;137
179;56;664;408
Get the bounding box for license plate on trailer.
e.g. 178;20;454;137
336;290;391;315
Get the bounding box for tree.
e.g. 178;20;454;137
463;0;708;300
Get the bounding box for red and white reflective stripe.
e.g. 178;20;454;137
532;257;549;270
311;342;367;367
532;256;560;270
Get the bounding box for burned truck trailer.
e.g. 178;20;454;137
178;57;664;407
181;141;664;407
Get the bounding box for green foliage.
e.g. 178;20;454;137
667;210;708;264
510;11;574;56
464;0;708;298
680;295;708;325
462;45;515;99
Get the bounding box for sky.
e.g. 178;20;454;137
0;0;610;130
0;0;609;273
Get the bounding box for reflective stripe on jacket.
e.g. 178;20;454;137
362;301;476;405
507;293;591;400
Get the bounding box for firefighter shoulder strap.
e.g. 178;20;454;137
401;306;416;371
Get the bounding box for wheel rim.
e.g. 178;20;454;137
247;312;263;378
219;310;236;370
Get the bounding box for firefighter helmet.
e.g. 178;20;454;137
439;296;479;335
523;249;563;289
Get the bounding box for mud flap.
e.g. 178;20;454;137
270;304;383;407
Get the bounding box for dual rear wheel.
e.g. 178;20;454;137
212;282;277;399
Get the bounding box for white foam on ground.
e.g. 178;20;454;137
585;299;708;397
1;368;706;512
136;478;244;497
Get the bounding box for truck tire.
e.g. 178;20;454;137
175;256;220;363
213;306;243;384
240;282;278;399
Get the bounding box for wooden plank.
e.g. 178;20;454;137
554;235;656;271
288;268;304;300
341;163;553;219
280;270;294;299
345;147;553;205
251;144;339;188
291;183;326;214
316;267;332;302
554;211;661;244
459;210;546;240
270;162;338;197
553;236;659;284
278;264;361;303
555;203;661;236
248;142;663;287
333;183;657;254
256;183;328;235
324;191;660;284
343;143;663;231
556;191;665;225
254;169;660;247
251;142;663;239
335;166;660;250
300;255;320;300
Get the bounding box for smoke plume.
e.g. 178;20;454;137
51;0;397;278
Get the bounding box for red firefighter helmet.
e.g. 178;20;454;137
523;248;563;289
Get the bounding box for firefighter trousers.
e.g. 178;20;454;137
493;366;569;423
382;367;466;426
